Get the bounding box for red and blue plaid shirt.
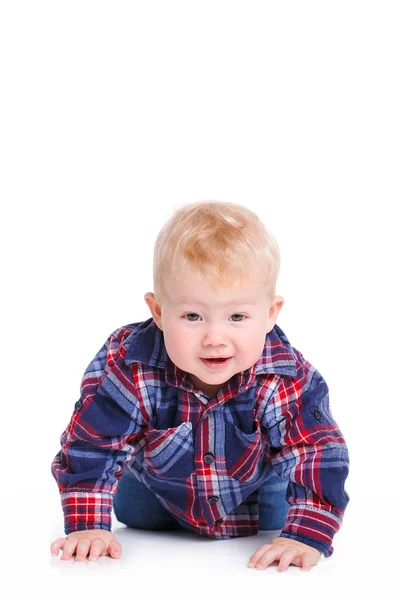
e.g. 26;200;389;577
51;318;349;557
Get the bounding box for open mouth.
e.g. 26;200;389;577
200;357;232;369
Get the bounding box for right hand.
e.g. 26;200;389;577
50;529;122;562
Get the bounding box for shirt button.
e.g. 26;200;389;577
215;518;223;526
208;496;219;504
314;409;322;421
203;453;215;465
74;400;83;412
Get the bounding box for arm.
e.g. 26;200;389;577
51;328;144;535
258;355;350;563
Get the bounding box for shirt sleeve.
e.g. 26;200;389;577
263;355;350;558
51;330;144;534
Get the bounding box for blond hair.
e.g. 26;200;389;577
152;200;280;305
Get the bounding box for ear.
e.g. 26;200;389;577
144;292;163;330
266;295;284;331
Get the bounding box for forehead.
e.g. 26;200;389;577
165;266;268;306
175;295;258;306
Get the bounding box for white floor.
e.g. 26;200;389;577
4;474;396;600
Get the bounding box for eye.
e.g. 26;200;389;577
230;314;246;322
183;313;247;322
184;313;201;322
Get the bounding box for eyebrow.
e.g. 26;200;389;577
175;297;257;306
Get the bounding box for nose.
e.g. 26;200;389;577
202;328;228;347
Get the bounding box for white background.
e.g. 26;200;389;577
1;1;398;597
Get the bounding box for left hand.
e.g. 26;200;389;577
247;537;322;572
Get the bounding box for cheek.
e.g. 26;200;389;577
164;326;194;354
239;328;266;354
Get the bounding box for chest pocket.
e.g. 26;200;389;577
143;418;195;479
225;418;264;482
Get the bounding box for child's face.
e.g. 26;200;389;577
144;268;284;397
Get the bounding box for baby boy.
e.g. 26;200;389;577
50;200;350;571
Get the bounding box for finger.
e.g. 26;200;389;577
300;552;314;572
88;538;106;562
254;546;284;570
75;538;91;562
50;538;68;557
277;547;300;572
108;540;122;559
248;544;273;567
60;538;79;561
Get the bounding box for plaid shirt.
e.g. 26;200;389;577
51;318;349;557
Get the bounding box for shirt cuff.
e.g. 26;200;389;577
279;504;343;558
60;492;113;534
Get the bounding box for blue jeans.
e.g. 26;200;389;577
113;466;290;531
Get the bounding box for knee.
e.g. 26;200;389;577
113;474;180;530
258;473;290;530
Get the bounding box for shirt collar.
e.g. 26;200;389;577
124;317;298;383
